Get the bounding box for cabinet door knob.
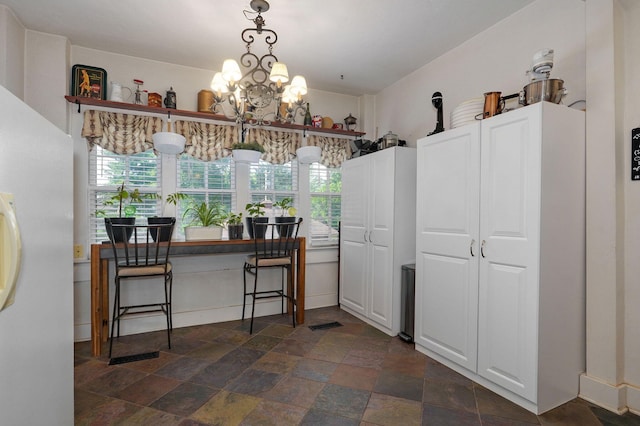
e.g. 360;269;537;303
470;239;476;257
369;231;373;243
364;230;368;242
481;240;486;258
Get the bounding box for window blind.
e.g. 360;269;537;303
89;146;161;243
309;163;341;244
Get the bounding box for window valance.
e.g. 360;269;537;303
307;134;352;168
81;110;163;155
247;128;301;165
81;108;350;167
174;120;238;162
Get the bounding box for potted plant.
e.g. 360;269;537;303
148;192;190;242
182;199;227;241
225;211;244;240
97;182;157;242
232;141;264;164
273;197;297;237
245;200;268;239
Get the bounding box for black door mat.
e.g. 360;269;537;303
109;351;159;365
309;321;343;331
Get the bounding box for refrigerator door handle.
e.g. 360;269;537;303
0;193;22;312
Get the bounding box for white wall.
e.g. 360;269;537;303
621;0;640;411
0;5;25;98
622;0;640;388
577;0;640;416
25;30;69;130
373;0;586;147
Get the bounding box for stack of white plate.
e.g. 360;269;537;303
450;98;484;129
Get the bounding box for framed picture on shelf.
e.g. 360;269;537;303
71;64;107;100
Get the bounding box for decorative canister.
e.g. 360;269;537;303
312;115;322;128
164;87;177;109
147;92;162;107
382;131;399;149
198;89;214;112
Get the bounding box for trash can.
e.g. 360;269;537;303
399;263;415;342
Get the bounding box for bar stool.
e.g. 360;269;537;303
105;218;176;358
242;218;302;334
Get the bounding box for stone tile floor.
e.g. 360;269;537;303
74;306;640;425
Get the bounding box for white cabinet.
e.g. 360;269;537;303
340;147;416;335
415;102;585;414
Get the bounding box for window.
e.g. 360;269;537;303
249;159;297;216
176;155;235;238
89;146;161;243
309;163;341;245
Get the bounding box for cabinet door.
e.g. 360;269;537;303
477;108;541;402
368;149;395;328
339;157;369;316
415;124;480;372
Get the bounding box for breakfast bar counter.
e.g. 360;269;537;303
90;237;306;356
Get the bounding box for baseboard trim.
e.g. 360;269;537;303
579;373;628;414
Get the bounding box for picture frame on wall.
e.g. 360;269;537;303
71;64;107;100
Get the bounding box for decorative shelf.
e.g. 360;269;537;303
65;96;366;137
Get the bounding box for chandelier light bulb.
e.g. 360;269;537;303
210;72;229;96
281;85;294;105
290;75;308;97
222;59;242;84
269;62;289;87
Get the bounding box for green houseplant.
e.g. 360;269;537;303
245;200;268;239
225;211;244;240
273;197;297;237
98;182;158;242
182;200;227;241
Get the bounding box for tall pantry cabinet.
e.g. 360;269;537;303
340;147;416;336
414;102;585;414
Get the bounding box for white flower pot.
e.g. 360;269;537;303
296;146;321;164
152;132;186;155
184;226;223;241
232;149;262;164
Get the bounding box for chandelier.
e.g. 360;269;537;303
210;0;308;125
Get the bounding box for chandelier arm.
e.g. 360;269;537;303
241;28;278;50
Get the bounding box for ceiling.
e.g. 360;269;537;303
2;0;533;96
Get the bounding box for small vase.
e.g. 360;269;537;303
228;224;244;240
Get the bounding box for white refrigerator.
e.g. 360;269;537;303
0;85;74;424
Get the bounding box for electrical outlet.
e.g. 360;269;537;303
73;244;84;259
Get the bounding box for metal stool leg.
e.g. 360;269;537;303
109;279;120;358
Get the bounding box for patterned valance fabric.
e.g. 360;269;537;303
81;110;163;154
307;134;352;168
174;120;238;162
247;128;301;165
